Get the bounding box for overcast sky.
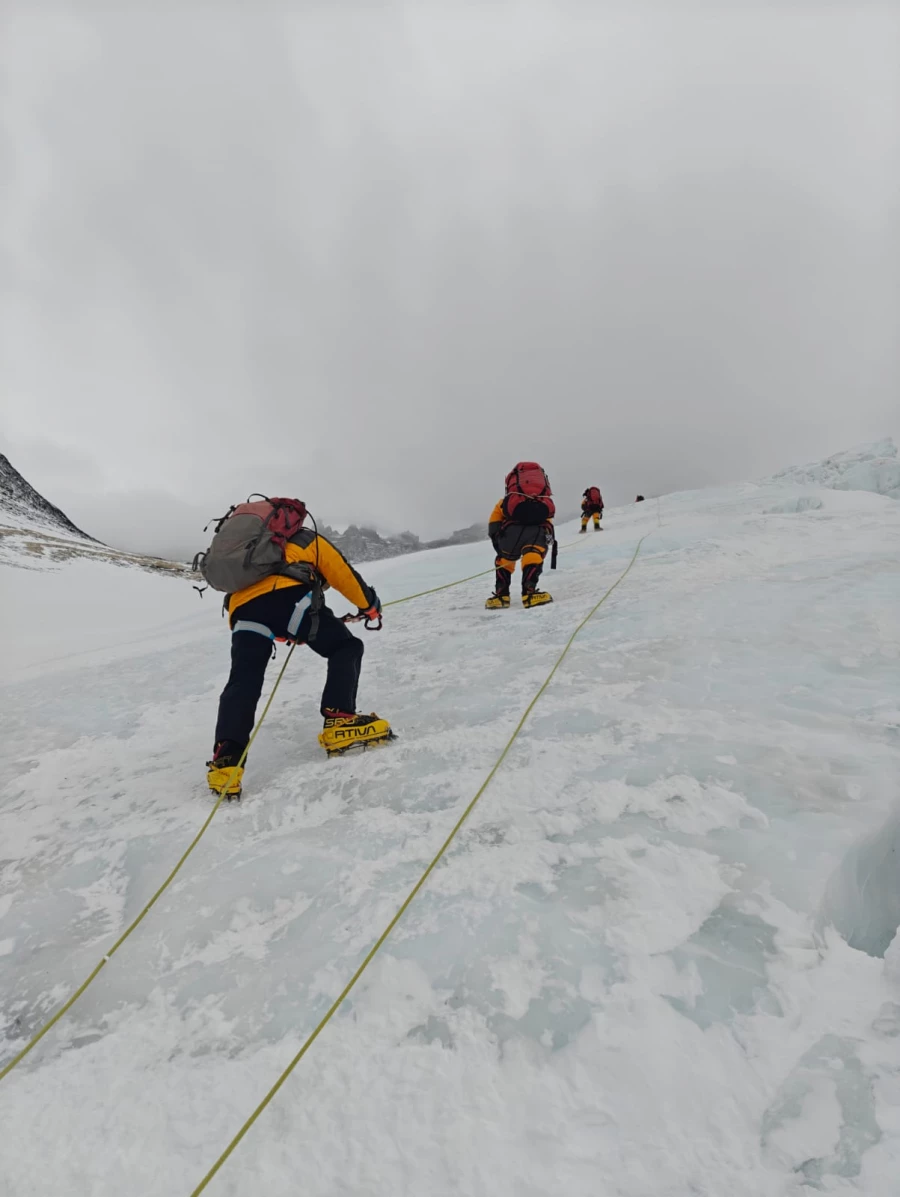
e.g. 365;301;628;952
2;2;898;558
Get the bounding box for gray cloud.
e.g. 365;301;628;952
2;3;898;553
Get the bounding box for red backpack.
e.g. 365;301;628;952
503;462;555;524
584;486;603;506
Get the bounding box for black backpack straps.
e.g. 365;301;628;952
203;504;236;534
288;526;316;550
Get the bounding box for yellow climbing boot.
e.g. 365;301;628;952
522;590;553;608
207;765;244;798
318;710;395;757
206;741;245;799
485;593;510;610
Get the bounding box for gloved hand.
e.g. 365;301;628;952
357;592;382;622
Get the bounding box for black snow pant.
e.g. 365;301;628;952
213;586;364;752
492;522;552;594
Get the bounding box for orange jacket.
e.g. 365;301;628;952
228;533;375;618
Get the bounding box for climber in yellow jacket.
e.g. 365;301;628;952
580;486;604;532
485;462;556;609
205;506;391;797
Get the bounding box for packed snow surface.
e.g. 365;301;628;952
2;450;900;1196
771;437;900;500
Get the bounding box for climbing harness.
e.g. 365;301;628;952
188;536;646;1195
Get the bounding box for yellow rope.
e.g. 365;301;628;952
189;536;646;1195
0;524;600;1084
0;643;298;1084
383;567;494;606
381;527;590;608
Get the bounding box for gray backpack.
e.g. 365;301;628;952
193;496;323;637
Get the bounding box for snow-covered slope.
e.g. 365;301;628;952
0;454;191;579
0;453;96;541
1;450;900;1197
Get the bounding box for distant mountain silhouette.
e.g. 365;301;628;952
0;454;100;541
314;520;489;563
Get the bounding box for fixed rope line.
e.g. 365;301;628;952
0;644;298;1084
381;527;592;608
0;525;602;1084
189;535;646;1196
383;566;493;606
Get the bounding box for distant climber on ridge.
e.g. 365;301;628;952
580;486;604;533
193;496;393;798
486;462;556;610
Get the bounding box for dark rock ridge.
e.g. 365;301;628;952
316;520;489;563
424;521;488;550
0;454;99;541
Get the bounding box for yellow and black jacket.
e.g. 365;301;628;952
228;529;375;621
